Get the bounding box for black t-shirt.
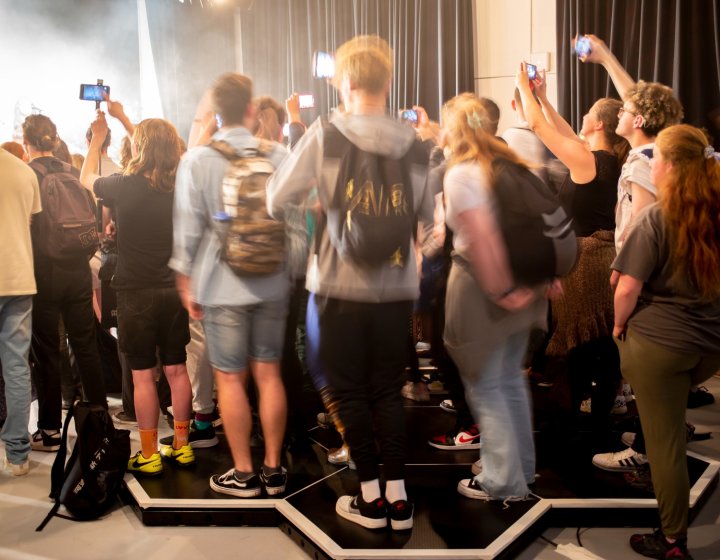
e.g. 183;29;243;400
559;150;619;237
94;174;175;290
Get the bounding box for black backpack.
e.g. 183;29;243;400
492;158;577;285
36;402;130;530
29;159;100;260
322;122;415;268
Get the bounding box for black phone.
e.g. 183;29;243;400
299;94;315;109
400;109;418;124
312;51;335;79
79;84;110;102
575;35;592;57
526;63;537;81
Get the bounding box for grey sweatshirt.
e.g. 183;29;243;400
266;112;433;302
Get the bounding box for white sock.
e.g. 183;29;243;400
360;479;381;503
385;479;407;503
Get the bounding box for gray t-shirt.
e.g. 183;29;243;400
612;204;720;354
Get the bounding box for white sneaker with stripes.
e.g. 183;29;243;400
592;447;648;472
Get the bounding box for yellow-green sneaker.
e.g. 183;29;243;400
160;444;196;467
127;451;163;476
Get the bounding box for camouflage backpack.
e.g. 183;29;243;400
210;140;285;276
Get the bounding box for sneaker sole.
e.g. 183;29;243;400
31;445;60;452
390;517;413;531
189;436;219;449
265;485;286;496
591;459;644;472
457;481;527;502
160;455;196;467
439;405;457;414
209;478;261;498
428;441;480;451
335;503;387;530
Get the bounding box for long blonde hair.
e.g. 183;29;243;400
655;124;720;299
125;119;182;193
442;93;527;181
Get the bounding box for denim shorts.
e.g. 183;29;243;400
117;287;190;370
202;298;288;372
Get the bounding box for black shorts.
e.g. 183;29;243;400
117;287;190;370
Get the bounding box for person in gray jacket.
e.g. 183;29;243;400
267;35;433;531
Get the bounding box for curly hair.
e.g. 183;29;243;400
442;93;527;180
22;114;59;152
333;35;392;95
625;81;683;137
593;98;630;165
655;124;720;299
124;119;182;193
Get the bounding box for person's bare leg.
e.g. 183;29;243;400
132;368;159;430
215;368;253;472
163;363;192;422
251;359;287;468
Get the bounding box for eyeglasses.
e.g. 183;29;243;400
618;107;640;118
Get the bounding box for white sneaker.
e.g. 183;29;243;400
1;456;29;476
415;341;431;352
622;383;634;402
401;380;430;402
592;447;648;472
621;432;636;447
611;395;628;415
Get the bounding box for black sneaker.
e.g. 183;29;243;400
31;429;60;452
687;386;714;409
630;529;693;559
335;494;388;530
260;466;287;496
388;499;414;531
209;468;261;498
159;421;219;449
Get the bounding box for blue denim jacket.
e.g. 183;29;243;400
170;127;289;306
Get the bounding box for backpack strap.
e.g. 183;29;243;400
36;405;76;531
210;139;273;161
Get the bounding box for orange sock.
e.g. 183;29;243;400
174;420;190;449
138;428;158;459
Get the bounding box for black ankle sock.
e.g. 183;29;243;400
262;464;281;476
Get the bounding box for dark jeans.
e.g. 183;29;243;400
32;259;106;430
318;297;411;483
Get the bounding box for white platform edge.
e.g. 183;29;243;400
125;451;719;559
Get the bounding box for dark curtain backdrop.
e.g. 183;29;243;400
237;0;474;123
557;0;720;145
146;1;236;141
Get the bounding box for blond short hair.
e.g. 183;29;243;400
333;35;392;95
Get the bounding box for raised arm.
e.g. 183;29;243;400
578;34;636;100
80;111;108;191
105;97;135;137
516;64;596;184
533;70;579;140
187;89;217;149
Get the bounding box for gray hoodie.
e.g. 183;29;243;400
266;112;433;302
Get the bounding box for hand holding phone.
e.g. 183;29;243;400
575;35;592;58
79;83;110;102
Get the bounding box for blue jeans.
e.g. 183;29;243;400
0;296;33;464
445;263;541;498
459;331;535;498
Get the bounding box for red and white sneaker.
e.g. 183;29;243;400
428;424;481;450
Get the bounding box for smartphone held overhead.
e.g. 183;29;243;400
575;35;592;57
79;83;110;102
400;109;418;124
526;63;537;81
312;51;335;79
298;94;315;109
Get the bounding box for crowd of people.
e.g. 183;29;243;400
1;33;719;560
